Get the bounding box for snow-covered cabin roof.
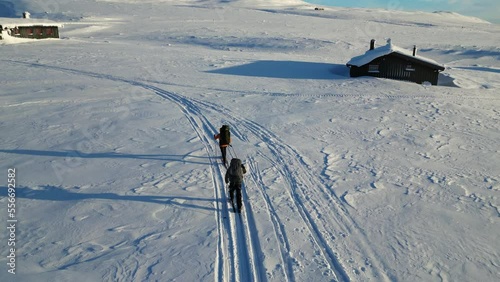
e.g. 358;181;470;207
346;40;444;70
0;17;63;29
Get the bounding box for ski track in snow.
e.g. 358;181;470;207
11;60;371;281
9;58;483;281
3;35;500;280
2;2;500;281
142;83;256;282
3;60;262;282
186;98;393;281
189;95;396;281
11;59;491;281
248;158;296;281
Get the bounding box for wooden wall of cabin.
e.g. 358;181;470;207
16;26;59;39
349;55;440;85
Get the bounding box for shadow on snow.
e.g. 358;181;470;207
0;149;211;165
207;60;349;80
1;185;218;211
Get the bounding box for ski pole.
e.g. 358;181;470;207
230;145;238;159
227;145;235;160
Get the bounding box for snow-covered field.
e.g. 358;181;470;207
1;0;499;281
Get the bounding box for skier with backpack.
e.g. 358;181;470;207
214;125;231;166
225;158;247;213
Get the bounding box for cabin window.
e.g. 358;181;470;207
368;64;379;73
405;64;415;72
45;28;53;35
26;28;33;35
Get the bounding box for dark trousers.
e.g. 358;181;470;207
229;183;242;210
220;146;227;164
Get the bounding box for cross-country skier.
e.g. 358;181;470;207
214;125;231;166
225;158;246;213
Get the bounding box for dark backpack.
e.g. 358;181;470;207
220;125;230;145
228;158;244;184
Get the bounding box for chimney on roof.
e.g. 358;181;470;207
370;39;375;50
23;11;31;19
413;45;417;56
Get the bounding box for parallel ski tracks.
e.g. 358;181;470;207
144;85;367;281
141;84;263;282
248;158;296;282
190;95;390;282
12;59;385;281
12;60;496;281
13;61;261;282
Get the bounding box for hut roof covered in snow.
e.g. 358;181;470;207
347;39;444;70
0;17;63;29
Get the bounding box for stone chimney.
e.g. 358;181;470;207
413;45;417;56
370;39;375;50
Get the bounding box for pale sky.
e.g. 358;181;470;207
305;0;500;23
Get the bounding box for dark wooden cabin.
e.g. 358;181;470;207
1;17;61;40
346;39;445;85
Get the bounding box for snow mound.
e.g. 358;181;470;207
432;11;491;24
